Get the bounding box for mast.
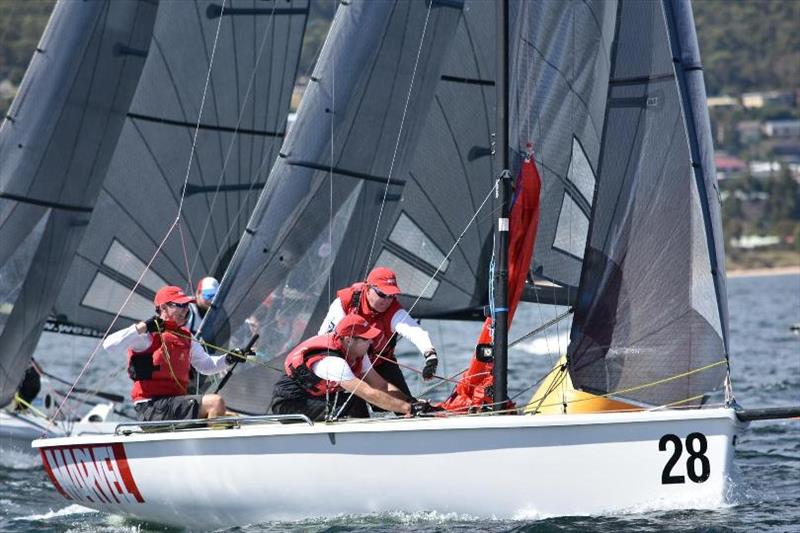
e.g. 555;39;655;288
493;0;511;408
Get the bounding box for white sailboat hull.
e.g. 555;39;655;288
33;408;740;528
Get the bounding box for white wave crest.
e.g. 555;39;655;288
15;503;97;521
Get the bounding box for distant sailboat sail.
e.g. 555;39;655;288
51;0;309;335
0;0;158;406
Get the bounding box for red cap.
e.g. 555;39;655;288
154;286;196;306
366;267;401;295
335;314;381;340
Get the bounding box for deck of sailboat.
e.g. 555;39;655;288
34;406;741;447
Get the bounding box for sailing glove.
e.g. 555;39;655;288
225;348;255;365
143;316;165;333
410;399;443;417
422;350;438;380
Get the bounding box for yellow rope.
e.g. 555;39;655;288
529;358;728;411
168;329;282;372
13;393;53;422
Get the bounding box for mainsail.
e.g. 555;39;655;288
566;0;728;406
0;0;158;405
51;0;309;335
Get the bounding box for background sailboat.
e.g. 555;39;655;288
0;0;158;412
1;0;309;449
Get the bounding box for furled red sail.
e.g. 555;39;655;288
441;154;541;412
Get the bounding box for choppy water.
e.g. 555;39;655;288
1;274;798;532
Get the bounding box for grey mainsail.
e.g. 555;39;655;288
0;0;157;406
203;0;467;413
566;0;728;407
51;0;309;335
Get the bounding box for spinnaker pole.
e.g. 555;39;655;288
492;0;511;408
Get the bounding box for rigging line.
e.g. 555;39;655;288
508;308;573;348
327;3;336;329
509;362;565;403
531;359;729;411
417;367;467;397
187;0;283;280
178;220;193;292
174;0;227;219
45;220;188;429
362;0;434;279
529;363;569;415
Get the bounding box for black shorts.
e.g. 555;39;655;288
271;375;368;421
134;395;202;422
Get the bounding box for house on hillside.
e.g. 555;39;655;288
714;153;746;180
763;120;800;139
737;120;762;144
741;90;795;109
707;95;739;109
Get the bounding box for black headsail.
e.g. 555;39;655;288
566;0;728;407
0;1;157;406
51;0;309;335
203;0;475;413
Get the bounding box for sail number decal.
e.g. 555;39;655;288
39;443;144;504
659;433;710;484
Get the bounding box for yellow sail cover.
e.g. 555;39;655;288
524;356;639;415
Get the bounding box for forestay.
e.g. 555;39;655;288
566;0;728;407
0;0;157;406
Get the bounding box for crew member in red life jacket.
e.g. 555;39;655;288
102;285;246;422
272;314;438;421
318;267;438;399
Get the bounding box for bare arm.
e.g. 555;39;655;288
339;375;411;414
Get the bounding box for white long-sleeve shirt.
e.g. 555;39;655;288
103;324;230;375
318;298;435;355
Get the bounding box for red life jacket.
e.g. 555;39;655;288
284;334;364;397
338;282;402;365
127;324;192;402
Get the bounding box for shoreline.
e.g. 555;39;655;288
727;265;800;278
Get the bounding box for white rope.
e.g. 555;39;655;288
362;0;434;278
188;0;283;281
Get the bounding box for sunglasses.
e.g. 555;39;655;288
164;302;189;309
371;287;394;299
